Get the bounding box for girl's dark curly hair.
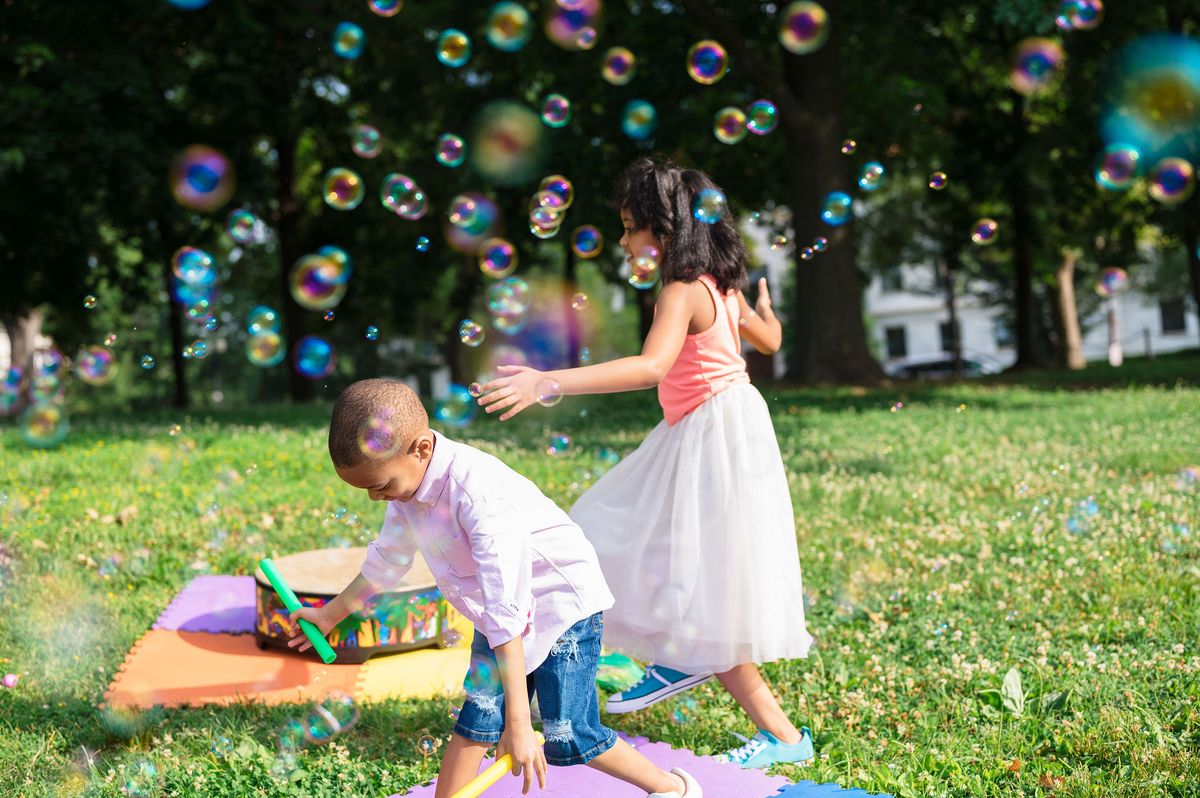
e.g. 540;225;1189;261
611;156;748;295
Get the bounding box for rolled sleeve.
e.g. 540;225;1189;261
458;497;533;649
360;502;417;591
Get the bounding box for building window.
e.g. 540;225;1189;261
882;266;904;293
1161;299;1186;334
939;320;959;352
993;317;1014;348
885;325;907;359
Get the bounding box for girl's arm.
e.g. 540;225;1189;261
477;281;694;421
737;277;783;354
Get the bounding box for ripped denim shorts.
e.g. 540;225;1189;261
453;611;617;767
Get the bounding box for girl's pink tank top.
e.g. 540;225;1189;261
657;274;750;425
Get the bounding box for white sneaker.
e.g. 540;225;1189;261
647;767;702;798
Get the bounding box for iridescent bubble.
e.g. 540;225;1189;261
492;310;528;335
779;1;829;54
83;294;97;310
365;325;379;341
692;188;727;223
1009;38;1064;97
928;171;948;190
536;379;563;407
333;22;365;59
322;168;364;211
247;306;280;334
686;40;728;85
487;277;532;316
434;384;476;427
369;0;402;16
468;382;484;398
571;292;589;310
458;319;485;348
417;736;437;757
449;195;480;228
1175;465;1199;491
351;124;383;159
813;236;828;252
293;335;336;379
380;173;428;220
186;299;213;322
170;145;235;212
1094;144;1142;191
435;133;466;168
571;225;603;259
858;161;885;191
323;310;335;322
629;246;660;289
1061;0;1103;31
546;433;572;455
479;238;518;279
211;736;234;757
800;246;815;260
1148;157;1195;204
840;139;857;155
437;29;472;68
227;208;259;244
713;107;747;144
76;346;117;385
543;0;604;51
358;411;402;459
121;758;158;798
971;218;999;246
246;332;285;367
191;340;209;359
622;99;658;140
1095;267;1128;298
470;100;545;187
443;192;502;254
746;99;778;135
20;402;68;448
541;93;572;128
486;2;533;52
539;174;575;209
171;246;216;287
416;236;431;252
602;47;636;85
770;235;788;251
579;346;592;364
140;355;156;370
289;253;348;310
303;705;339;745
168;0;210;8
820;191;853;226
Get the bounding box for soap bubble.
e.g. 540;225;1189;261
247;305;280;335
333;22;365;59
20;402;68;448
820;191;852;226
571;225;603;259
172;246;216;287
602;46;636;85
541;93;572;128
244;332;281;368
140;355;156;370
686;39;728;84
449;195;480;228
293;335;336;379
468;382;484;398
437;29;472;67
121;758;159;798
417;735;437;756
380;173;428;220
622;99;657;140
170;145;235;212
770;235;788;251
416;236;431;252
442;192;501;254
191;340;209;359
536;379;563;407
323;168;364;211
458;319;486;348
1009;38;1064;96
629;246;660;289
971;218;999;246
779;1;829;54
692;188;727;223
289;253;348;310
434;384;476;427
487;277;532;316
928;171;948;190
746;99;778;135
713;107;747;144
1095;267;1128;298
365;325;379;341
571;292;590;310
1148;157;1195;204
546;433;572;455
436;133;467;168
479;238;518;279
83;294;97;309
543;0;604;51
369;0;402;18
351;124;383;159
858;161;885;191
486;2;533;52
1060;0;1103;31
539;174;575;209
227;208;260;243
76;346;117;385
211;736;234;757
840;139;857;155
812;236;828;252
469;100;545;187
1094;144;1141;191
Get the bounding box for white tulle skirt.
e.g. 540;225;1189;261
569;382;813;674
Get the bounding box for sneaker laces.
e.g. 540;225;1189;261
617;666;666;697
716;732;766;764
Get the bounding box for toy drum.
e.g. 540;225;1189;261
254;547;465;664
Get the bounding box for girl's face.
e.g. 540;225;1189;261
619;208;663;266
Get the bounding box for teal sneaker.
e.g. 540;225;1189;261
714;727;814;769
604;664;713;714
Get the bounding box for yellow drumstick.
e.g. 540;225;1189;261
449;732;547;798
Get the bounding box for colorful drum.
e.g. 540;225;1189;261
254;547;466;664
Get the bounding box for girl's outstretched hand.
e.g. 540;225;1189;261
477;365;545;421
755;276;773;318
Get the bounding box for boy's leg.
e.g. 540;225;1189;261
714;663;802;743
586;738;687;795
433;734;491;798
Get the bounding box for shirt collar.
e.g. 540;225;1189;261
411;429;453;506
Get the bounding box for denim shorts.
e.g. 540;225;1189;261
453;612;617;767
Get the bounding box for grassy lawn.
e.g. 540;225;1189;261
2;355;1198;797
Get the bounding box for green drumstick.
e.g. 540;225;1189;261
259;558;338;664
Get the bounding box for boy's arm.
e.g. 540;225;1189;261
494;636;547;794
287;573;377;652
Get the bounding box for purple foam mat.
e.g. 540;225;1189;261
394;733;790;797
775;782;892;798
153;575;257;634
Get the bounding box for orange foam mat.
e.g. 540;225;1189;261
103;630;363;709
355;645;472;702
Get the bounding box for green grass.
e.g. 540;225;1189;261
2;356;1199;797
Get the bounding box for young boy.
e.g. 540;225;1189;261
289;379;701;798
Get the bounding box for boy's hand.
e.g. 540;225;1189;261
286;605;338;653
496;722;547;795
477;365;545;422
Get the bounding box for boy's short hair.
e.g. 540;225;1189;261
329;379;429;468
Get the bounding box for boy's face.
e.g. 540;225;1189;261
619;208;662;264
335;430;435;503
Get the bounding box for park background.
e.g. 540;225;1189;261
1;1;1199;797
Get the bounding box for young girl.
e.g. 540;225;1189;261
476;157;814;769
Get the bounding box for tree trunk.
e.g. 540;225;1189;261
782;0;883;385
441;255;481;386
2;308;42;377
564;245;582;368
276;132;314;403
154;214;190;409
940;260;963;375
1007;98;1041;370
1052;248;1085;370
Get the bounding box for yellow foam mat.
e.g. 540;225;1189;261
355;645;472;701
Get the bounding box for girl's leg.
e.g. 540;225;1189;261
587;738;688;795
715;663;802;744
433;733;491;798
